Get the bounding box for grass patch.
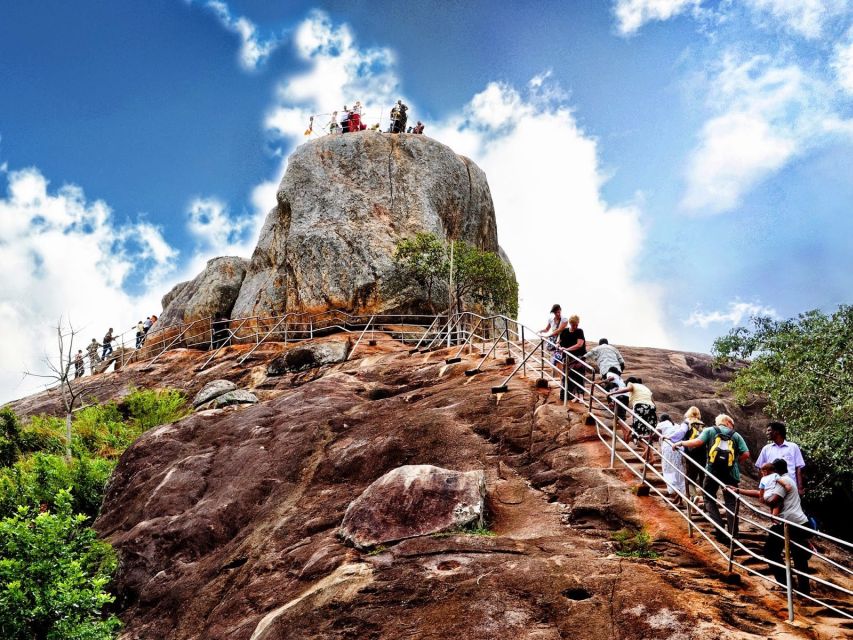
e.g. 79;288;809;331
612;527;660;559
366;545;388;556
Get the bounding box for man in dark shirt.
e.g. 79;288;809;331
558;314;586;401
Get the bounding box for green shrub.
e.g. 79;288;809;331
0;454;115;521
123;388;189;431
612;528;659;559
0;409;21;468
0;489;120;639
18;416;65;456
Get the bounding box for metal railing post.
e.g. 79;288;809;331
686;478;694;538
521;326;526;377
490;317;496;358
727;497;741;573
587;371;596;414
610;412;618;468
540;341;545;379
784;522;795;622
309;320;314;340
562;362;568;407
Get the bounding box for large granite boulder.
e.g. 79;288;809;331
231;132;501;317
159;256;249;326
339;465;486;549
266;341;350;375
192;380;237;408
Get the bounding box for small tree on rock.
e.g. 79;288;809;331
386;232;518;317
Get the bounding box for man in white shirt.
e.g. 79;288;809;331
583;338;625;377
754;422;805;495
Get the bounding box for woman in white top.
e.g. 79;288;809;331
658;413;687;505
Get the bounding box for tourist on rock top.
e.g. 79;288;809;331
341;106;351;133
755;421;806;496
101;328;114;359
583;337;625;377
74;350;85;379
328;111;340;134
674;414;749;541
87;338;101;370
558;314;586;402
135;320;145;348
413;121;425;134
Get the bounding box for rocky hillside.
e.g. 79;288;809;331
5;338;829;640
158;132;505;328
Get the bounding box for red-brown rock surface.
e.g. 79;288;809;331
2;339;830;639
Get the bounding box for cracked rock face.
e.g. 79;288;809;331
231;132;500;318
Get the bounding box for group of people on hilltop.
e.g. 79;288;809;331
325;100;425;136
539;303;813;595
72;315;157;378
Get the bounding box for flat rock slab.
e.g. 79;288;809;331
193;379;237;407
340;464;486;550
212;390;258;407
267;341;350;375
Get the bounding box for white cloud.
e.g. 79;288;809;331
260;11;671;348
196;0;286;71
743;0;848;39
614;0;701;35
0;166;177;402
832;29;853;94
685;300;778;328
681;53;830;214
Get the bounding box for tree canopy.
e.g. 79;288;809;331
386;233;518;317
712;305;853;502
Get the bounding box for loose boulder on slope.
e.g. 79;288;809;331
339;464;486;549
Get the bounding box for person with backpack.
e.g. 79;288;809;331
675;414;750;541
680;406;707;499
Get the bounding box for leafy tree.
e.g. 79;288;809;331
0;490;120;639
386;232;518;316
712;305;853;502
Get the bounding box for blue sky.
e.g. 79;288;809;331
2;0;852;400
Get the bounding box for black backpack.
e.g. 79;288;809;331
707;427;737;476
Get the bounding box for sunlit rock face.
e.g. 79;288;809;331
231;131;500;318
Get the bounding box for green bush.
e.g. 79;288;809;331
0;489;120;639
0;410;21;468
18;416;65;456
0;454;115;521
123;388;189;431
612;528;659;559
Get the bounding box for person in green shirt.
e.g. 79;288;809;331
674;414;750;541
